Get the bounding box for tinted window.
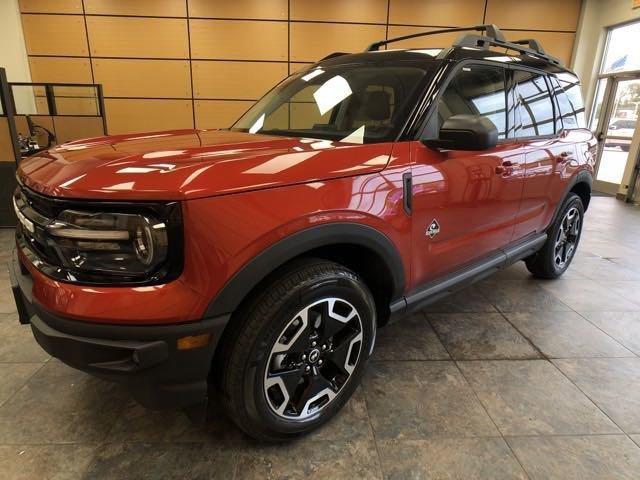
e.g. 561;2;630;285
552;74;585;129
434;65;507;139
514;70;555;137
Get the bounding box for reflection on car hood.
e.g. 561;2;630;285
17;129;393;200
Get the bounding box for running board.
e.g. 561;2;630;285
389;233;547;321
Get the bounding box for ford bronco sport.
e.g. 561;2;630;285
10;25;595;441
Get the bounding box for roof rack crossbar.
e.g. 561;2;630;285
510;38;546;55
454;33;562;65
365;23;562;67
365;24;505;52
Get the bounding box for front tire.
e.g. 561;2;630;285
219;259;376;442
525;193;584;279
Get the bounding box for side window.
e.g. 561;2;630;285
434;65;507;139
553;74;586;129
514;70;555;137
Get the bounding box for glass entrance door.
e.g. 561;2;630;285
591;76;640;195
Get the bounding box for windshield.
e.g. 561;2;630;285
231;63;430;144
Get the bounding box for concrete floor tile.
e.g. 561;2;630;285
507;435;640;480
554;358;640;433
571;257;640;281
0;321;50;363
422;285;498;313
378;437;527;480
578;311;640;356
0;361;128;443
429;313;540;360
85;443;236;480
538;279;639;312
373;314;450;361
0;364;41;406
0;444;98;480
478;280;570;312
235;437;381;480
506;311;633;358
458;360;619;435
363;361;498;440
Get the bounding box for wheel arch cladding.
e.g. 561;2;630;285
570;180;592;211
204;222;405;320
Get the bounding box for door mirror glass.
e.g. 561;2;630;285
423;114;498;150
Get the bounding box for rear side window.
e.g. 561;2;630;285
434;65;507;139
513;70;555;137
553;75;585;129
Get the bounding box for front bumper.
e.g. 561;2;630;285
9;245;229;411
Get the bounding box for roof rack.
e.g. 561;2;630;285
365;24;562;66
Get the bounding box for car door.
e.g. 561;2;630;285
410;63;525;285
511;70;577;240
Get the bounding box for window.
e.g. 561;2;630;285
232;64;429;144
514;70;555;137
551;74;585;130
432;65;507;139
601;21;640;74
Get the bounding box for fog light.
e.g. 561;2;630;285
177;334;211;350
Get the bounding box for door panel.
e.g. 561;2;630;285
411;63;524;286
514;135;577;239
511;69;564;238
411;140;524;285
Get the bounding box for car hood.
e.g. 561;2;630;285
17;129;393;201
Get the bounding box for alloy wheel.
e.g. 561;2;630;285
554;206;581;268
263;297;363;420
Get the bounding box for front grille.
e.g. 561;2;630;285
13;187;64;273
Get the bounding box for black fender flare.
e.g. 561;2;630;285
547;170;593;230
204;222;406;318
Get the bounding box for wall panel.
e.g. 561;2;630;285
93;59;192;98
105;99;194;135
53;116;105;144
0;118;14;162
21;14;88;56
21;1;583;135
389;0;486;27
192;61;287;99
195;100;253;129
188;0;287;20
291;0;388;24
18;0;82;14
29;57;93;84
190;19;288;60
290;23;386;62
84;0;187;17
87;17;189;58
486;0;582;31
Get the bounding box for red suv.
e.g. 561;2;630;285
10;25;595;441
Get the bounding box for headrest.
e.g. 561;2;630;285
363;90;391;121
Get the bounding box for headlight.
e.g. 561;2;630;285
14;185;183;285
46;210;169;278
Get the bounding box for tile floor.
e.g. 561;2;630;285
1;196;640;479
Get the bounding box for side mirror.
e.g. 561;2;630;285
423;114;498;151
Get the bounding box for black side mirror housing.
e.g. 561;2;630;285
423;114;499;151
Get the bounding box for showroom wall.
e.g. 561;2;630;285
18;0;582;135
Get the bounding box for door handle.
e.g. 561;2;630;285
495;160;514;175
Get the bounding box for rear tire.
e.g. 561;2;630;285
219;259;376;442
525;193;584;279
